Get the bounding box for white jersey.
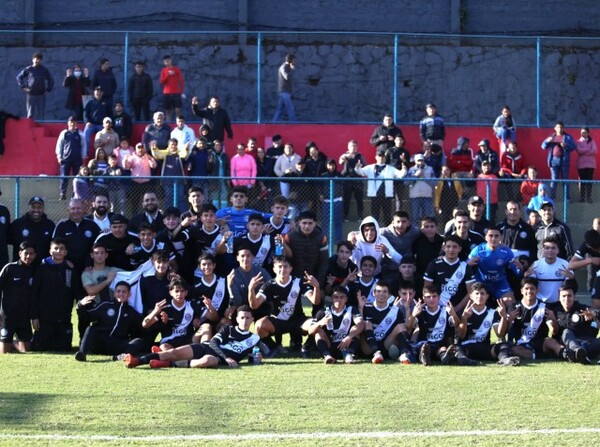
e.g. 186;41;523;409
528;257;571;304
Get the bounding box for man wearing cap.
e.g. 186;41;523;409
9;196;55;263
407;154;435;222
370;114;404;152
16;52;54;120
159;55;184;122
56;116;87;200
93;116;119;155
94;214;140;271
128;61;153;121
534;201;573;261
472;139;500;177
84;86;112;158
191;96;233;143
419;103;445;150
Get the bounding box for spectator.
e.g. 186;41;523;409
63;63;90;121
407;154;435;222
246;137;258;157
256;146;276;205
575;127;596;203
302;142;328;213
500;142;526;199
113;137;134;176
423;141;445;178
191;96;233;143
274;143;302;198
83;86;112;158
91;58;117;111
520;166;540;207
127;61;153;121
265;134;284;161
73;165;94;210
339;140;366;222
16;52;54;120
527;183;553;213
434;165;463;224
230;143;257;190
419;103;445;150
105;154;128;215
370;113;403;152
355;148;407;225
207;140;230;207
152;138;190;211
476;161;499;223
159;55;184;122
112;101;132;141
171;115;196;152
272;53;296;122
447;137;474;179
385;135;411;211
187;138;211;195
493;105;516;152
541;121;576;200
9;196;55;262
124;142;157;199
87;147;109;191
56;116;87;200
93;117;119;156
142;111;172;152
472;138;500;177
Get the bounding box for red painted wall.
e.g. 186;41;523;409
1;120;593;180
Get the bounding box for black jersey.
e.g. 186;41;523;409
208;324;260;362
157;299;202;343
509;300;549;346
257;277;308;320
314;305;361;342
52;217;101;272
326;255;358;288
423;257;475;306
460;307;499;345
128;240;175;270
0;261;35;321
556;302;598;339
95;231;140;271
78;300;142;338
192;275;229;317
346;277;377;308
361;303;404;341
140;274;170;315
233;233;274;269
448;231;485;261
414;306;454;344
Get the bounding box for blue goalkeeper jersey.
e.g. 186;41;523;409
468;243;520;283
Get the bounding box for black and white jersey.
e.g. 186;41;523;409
314;305;361;342
460;307;499;345
257;277;309;320
424;257;475;306
347;277;377;308
209;324;260;362
361;303;404;341
156;299;202;341
233;233;274;269
509;300;549;345
192;275;229;316
414;306;454;344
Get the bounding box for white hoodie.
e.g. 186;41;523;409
350;216;402;276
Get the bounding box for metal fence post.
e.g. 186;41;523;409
393;34;399;124
329;178;334;255
14;177;20;218
257;32;262;124
536;37;541;128
124;32;129;112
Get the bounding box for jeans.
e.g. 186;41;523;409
549;163;570;200
84;124;103;158
410;197;434;222
273;92;296;122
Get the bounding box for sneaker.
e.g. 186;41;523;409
497;356;521;367
387;344;400;361
112;353;127;361
574;348;591;365
149;359;171;369
124;354;140;368
266;345;285;359
419;343;431;366
399;353;412;365
151;345;162;353
371;351;384;364
440;345;457;365
74;351;86;362
324;355;336;364
301;345;311;359
457;357;479;366
59;193;66;201
563;348;577;363
344;353;356;364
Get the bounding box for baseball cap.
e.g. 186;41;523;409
468;196;484;205
478;139;490;147
110;214;128;225
29;196;44;205
414;154;425;162
540;201;554;209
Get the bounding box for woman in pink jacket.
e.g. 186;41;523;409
230;143;257;188
575;127;597;203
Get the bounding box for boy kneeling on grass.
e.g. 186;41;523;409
124;305;259;368
302;285;365;364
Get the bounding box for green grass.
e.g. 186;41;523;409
0;352;599;446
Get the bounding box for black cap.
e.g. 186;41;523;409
540;201;554;209
110;214;128;225
468;196;484;205
29;196;44;205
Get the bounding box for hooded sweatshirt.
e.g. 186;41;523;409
351;216;402;276
527;183;553;212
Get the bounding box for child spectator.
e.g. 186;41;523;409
526;183;553;213
500;142;526;199
476;160;499;223
520;166;540;207
105;154;127;215
434;166;463;225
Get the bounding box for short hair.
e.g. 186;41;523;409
584;230;600;250
99;57;109;65
115;281;131;291
331;285;349;296
107;153;117;160
336;240;354;252
198;252;216;264
400;256;416;265
542;237;559;247
393;210;410;220
236;243;254;254
94;191;110;202
152;250;171;262
444;234;463;246
521;277;539;289
137;223;154;233
360;255;378;268
272;195;289;207
188;185;204;196
168;138;178;145
90;243;108;252
470;282;488;293
176;115;185;121
297;210;317;222
420;216;438;225
272;255;289;266
285;53;295;63
247;213;265;224
422;284;440;296
237;304;252;314
398;280;416;291
169;277;189;291
50;237;67;248
454;209;469;219
18;241;36;251
200;203;217;214
32;52;43;59
163;207;181;218
230;186;248;198
374;280;390;291
559;282;577;295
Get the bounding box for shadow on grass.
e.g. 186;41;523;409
0;392;54;430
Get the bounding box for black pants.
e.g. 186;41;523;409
578;168;594;202
32;321;73;352
343;181;364;219
79;326;146;356
131;99;151;122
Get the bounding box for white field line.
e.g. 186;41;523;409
0;428;600;442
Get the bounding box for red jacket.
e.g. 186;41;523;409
447;148;474;173
500;152;526;177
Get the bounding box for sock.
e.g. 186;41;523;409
494;342;511;361
172;360;190;368
138;353;160;365
365;329;378;353
315;339;330;356
262;336;277;351
396;332;410;354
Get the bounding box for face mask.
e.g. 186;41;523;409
74;70;82;78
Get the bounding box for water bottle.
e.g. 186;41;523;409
132;245;142;253
226;236;233;254
325;309;334;331
274;238;283;256
252;346;262;365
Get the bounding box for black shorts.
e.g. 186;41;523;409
162;93;182;110
0;319;33;343
190;343;226;365
266;316;307;335
160;334;192;348
461;341;494;361
514;337;545;357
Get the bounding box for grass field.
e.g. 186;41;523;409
1;351;599;447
